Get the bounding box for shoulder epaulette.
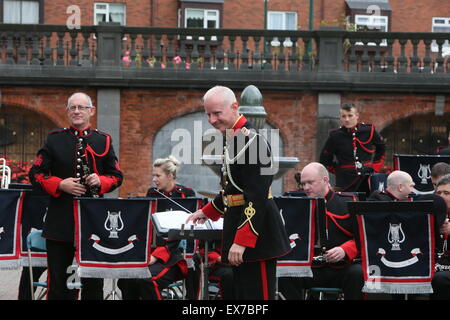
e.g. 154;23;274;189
94;129;111;137
49;128;68;135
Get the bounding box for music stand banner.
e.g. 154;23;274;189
0;189;24;269
394;154;450;194
74;198;154;279
19;191;49;267
350;201;435;294
274;197;316;278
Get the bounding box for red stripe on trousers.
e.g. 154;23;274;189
260;261;268;300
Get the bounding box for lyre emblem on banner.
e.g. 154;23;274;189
387;223;405;251
378;182;385;192
417;163;431;184
0;227;4;240
104;211;124;239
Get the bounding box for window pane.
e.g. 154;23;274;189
21;1;39;24
286;12;297;30
4;0;22;23
96;13;107;24
268;12;283;30
186;9;204;28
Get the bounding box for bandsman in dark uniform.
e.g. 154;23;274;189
28;92;123;300
118;156;193;299
278;162;364;300
187;86;291;300
320;103;386;195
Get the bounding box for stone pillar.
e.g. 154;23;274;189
317;93;341;185
97;88;121;197
317;26;344;72
96;22;122;67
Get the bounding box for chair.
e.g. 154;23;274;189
304;287;344;300
26;230;47;300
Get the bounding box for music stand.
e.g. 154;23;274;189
168;226;222;300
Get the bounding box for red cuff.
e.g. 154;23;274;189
234;223;258;248
207;251;221;265
340;240;358;261
151;246;170;263
202;202;223;221
99;176;119;195
36;175;62;198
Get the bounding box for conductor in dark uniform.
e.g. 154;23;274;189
320;103;386;195
29;92;123;300
187;85;291;300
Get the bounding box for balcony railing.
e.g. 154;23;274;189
0;23;448;73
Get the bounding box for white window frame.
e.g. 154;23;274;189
355;14;388;46
93;2;126;26
3;0;39;24
184;8;219;41
267;11;298;47
431;17;450;54
184;8;219;29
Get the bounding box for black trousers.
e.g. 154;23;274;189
18;267;47;300
278;263;364;300
46;239;104;300
233;259;277;300
432;271;450;300
118;262;183;300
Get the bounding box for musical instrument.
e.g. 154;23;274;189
0;158;11;189
76;138;99;197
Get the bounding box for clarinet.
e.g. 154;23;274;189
77;138;99;198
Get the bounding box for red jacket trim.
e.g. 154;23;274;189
151;246;170;263
202;201;223;221
34;174;62;198
234;223;258;248
340;240;358;261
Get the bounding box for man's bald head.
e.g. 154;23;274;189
386;170;415;200
300;162;330;197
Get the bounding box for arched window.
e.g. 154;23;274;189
0;106;56;183
380;113;450;171
152;111;284;196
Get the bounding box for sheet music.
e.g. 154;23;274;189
209;217;223;230
153;210;207;230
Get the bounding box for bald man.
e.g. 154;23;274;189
278;162;364;300
367;170;415;201
187;86;291;300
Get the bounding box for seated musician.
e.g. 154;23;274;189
118;156;194;299
432;174;450;300
368;170;447;299
367;170;415;201
431;162;450;187
278;162;364;300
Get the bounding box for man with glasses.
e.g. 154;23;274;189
29;92;123;300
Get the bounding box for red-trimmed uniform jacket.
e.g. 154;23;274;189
202;116;291;263
147;184;195;278
320;190;359;265
28;127;123;242
320;123;386;191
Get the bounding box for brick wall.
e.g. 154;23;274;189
41;0;450;33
